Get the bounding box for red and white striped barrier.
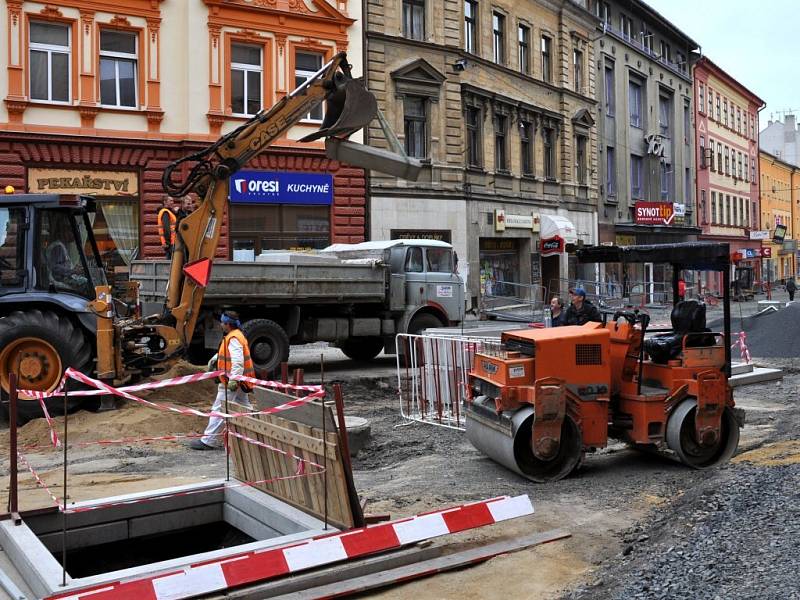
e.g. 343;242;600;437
46;494;534;600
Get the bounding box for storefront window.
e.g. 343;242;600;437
94;198;139;269
479;239;520;297
230;204;330;255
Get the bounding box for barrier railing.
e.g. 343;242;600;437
480;281;548;322
396;334;500;430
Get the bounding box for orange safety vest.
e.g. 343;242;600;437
157;208;177;247
217;329;255;392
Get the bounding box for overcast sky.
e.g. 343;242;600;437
647;0;795;128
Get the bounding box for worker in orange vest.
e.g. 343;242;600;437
157;197;178;259
190;311;255;450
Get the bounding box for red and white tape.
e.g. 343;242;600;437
46;494;534;600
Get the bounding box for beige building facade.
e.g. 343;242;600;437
365;0;599;306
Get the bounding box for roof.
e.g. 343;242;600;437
322;239;452;252
695;56;766;109
629;0;700;51
577;242;731;271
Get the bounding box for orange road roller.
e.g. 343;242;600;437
465;242;745;482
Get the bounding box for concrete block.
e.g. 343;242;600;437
38;520;129;553
731;362;754;376
729;367;784;388
129;504;222;538
225;485;333;535
222;504;281;541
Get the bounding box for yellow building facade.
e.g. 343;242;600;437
758;150;799;284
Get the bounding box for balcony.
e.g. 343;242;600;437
602;23;690;81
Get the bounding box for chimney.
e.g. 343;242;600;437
786;114;796;131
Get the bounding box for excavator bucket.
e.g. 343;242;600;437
300;73;377;142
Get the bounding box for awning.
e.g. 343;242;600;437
539;214;577;244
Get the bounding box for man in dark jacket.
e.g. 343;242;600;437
787;277;797;302
564;288;602;326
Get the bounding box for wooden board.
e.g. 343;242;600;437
228;391;356;530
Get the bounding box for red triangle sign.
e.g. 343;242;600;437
183;258;212;288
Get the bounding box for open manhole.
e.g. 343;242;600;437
0;480;333;598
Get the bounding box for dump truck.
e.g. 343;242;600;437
465;242;744;482
0;52;422;421
131;239;464;373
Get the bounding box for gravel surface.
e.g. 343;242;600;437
708;302;800;358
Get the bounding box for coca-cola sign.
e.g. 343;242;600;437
540;236;564;255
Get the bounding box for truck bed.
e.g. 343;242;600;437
130;259;388;305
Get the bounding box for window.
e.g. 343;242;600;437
684;101;690;142
738;152;743;180
494;112;508;171
518;24;530;74
699;135;705;168
716;94;721;121
403;96;427;158
296;52;324;120
0;208;26;288
751;162;756;182
619;14;632;39
642;27;654;52
659;93;671;137
520;121;533;175
723;99;728;126
426;248;453;273
606;146;616;196
709;139;714;171
100;30;137;108
717;143;722;174
37;210;94;299
737;107;742;134
231;43;262;116
465;0;478;54
700;190;706;223
745;155;749;182
492;12;505;64
659;40;670;64
466;106;482;168
739;197;744;226
751;114;756;139
231;204;330;254
575;135;587;184
711;191;717;223
726;195;731;224
698;84;705;113
685;167;691;204
724;147;730;175
708;87;714;116
660;161;671;200
596;1;610;25
543;127;555;179
541;35;552;83
630;154;643;199
573;48;583;93
676;51;686;73
604;62;615;116
402;0;425;40
405;247;424;272
629;79;642;128
29;21;70;103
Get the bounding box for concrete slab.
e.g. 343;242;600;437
730;367;784;388
731;362;754;376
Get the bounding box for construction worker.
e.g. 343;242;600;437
564;288;602;326
190;311;254;451
157;197;178;259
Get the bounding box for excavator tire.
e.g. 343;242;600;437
240;318;290;379
0;310;93;424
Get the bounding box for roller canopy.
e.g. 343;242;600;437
577;242;731;272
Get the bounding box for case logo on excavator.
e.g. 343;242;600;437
249;117;288;151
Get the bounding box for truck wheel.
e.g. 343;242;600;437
408;313;444;335
340;337;384;362
241;319;290;378
0;310;93;424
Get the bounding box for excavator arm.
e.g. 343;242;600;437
98;53;378;380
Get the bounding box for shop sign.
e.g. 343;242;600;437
615;234;636;246
645;134;666;158
737;248;759;260
28;168;138;195
773;224;787;243
749;230;770;241
762;246;772;258
540;236;564;256
391;229;451;243
634;201;677;225
230;170;333;205
481;238;517;251
495;209;537;232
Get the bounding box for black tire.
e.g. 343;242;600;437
240;318;290;378
0;310;93;424
340;337;384;362
408;312;444;336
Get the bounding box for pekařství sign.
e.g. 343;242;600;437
229;170;333;205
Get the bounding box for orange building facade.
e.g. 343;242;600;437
759;150;799;284
0;0;366;269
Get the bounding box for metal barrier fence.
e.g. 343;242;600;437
480;281;548;322
545;278;672;310
395;334;500;430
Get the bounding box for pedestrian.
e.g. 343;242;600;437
190;311;255;451
787;276;797;302
158;197;178;259
564;287;602;326
678;277;686;301
550;296;567;326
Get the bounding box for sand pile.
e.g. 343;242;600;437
709;302;800;358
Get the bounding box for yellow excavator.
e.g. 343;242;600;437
0;53;409;420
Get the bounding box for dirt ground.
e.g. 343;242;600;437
0;355;795;599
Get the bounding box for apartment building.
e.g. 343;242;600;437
364;0;599;305
694;56;765;293
0;0;365;272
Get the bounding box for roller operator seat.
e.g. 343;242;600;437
643;299;709;364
